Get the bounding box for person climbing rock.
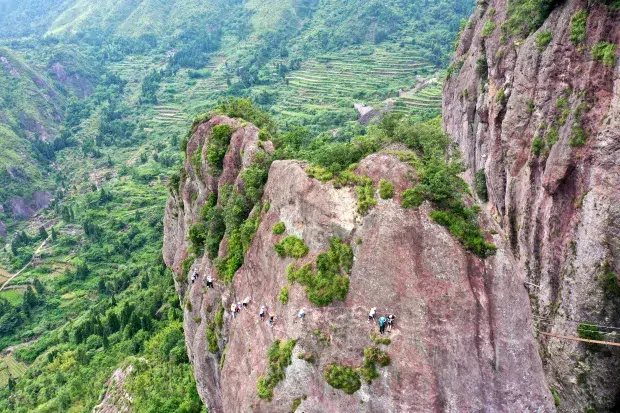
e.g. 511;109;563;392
298;308;306;323
191;270;198;284
368;307;377;323
268;315;277;327
387;314;395;331
206;275;213;289
259;305;267;320
231;303;240;319
378;315;387;335
242;296;251;308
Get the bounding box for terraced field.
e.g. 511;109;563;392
0;354;27;387
274;46;443;123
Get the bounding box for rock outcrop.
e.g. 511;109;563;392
8;191;52;220
444;0;620;411
164;116;555;412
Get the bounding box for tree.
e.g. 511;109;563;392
39;226;48;240
34;278;45;294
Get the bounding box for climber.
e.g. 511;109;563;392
231;303;240;319
387;314;395;331
191;270;198;284
298;308;306;323
259;305;267;320
268;315;277;328
206;274;214;289
242;296;251;308
368;307;377;323
378;315;387;335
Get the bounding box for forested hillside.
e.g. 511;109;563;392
0;0;475;411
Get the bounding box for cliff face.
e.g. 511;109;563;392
444;0;620;411
163;116;555;412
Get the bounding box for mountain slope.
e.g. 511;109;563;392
444;0;620;410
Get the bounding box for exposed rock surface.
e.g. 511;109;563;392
8;191;52;220
93;364;134;413
0;220;5;237
444;1;620;411
164;116;555;412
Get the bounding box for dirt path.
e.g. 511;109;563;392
0;238;48;293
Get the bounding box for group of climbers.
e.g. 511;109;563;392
369;307;395;335
194;270;394;335
190;269;214;289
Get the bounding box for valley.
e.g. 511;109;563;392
0;0;618;412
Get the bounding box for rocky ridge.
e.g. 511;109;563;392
163;115;555;412
444;0;620;410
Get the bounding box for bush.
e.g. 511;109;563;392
272;222;286;235
570;10;588;46
599;272;620;299
569;126;587;147
591;41;617;67
274;236;309;259
503;0;557;37
257;339;296;401
206;124;233;171
577;323;602;341
277;286;289;305
324;364;361;394
356;183;377;215
481;20;496;37
531;137;545;156
401;187;425;208
287;238;352;306
430;210;497;258
536;31;553;50
474;169;488;202
306;164;333;182
378;179;394;199
206;323;219;353
476;56;488;81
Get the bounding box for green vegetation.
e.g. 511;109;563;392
357;182;377;215
278;286;290;305
358;347;391;384
256;339;296;402
474;169;489;202
570;10;588;46
569;126;587;147
482;20;497;37
591;41;617;68
536;31;553;50
324;364;361;395
599;271;620;299
272;222;286;235
577;323;602;341
287;238;353;306
206;124;234;172
379;179;395;199
550;387;561;408
291;396;305;412
532;137;545;156
503;0;557;37
275;236;310;259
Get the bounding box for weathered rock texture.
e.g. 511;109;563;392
444;1;620;411
164;116;555;412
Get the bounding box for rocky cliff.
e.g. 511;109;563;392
444;0;620;411
163;115;556;412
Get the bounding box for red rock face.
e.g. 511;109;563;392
444;0;620;410
164;116;554;412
